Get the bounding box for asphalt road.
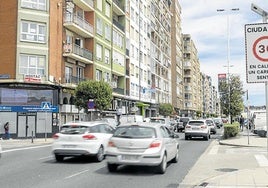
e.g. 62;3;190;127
0;132;221;188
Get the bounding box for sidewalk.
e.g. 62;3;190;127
179;129;268;188
0;137;53;150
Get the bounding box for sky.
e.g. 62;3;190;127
179;0;268;106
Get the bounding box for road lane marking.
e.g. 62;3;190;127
2;145;51;153
38;155;53;160
64;169;90;179
255;154;268;167
208;145;219;155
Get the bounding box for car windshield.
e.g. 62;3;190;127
113;126;156;138
60;125;92;134
150;119;165;124
188;121;204;126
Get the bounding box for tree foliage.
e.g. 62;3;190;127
219;75;244;121
159;103;173;117
74;80;113;113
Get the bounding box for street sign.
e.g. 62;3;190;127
245;23;268;83
41;102;51;109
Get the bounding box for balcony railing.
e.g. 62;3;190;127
64;13;94;36
113;0;125;12
65;75;86;84
113;19;125;32
113;87;124;95
64;43;93;61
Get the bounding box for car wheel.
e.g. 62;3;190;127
95;146;104;162
55;154;64;162
171;148;179;163
204;134;209;141
185;135;188;140
107;163;118;172
157;154;167;174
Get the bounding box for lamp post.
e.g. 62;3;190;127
217;8;239;123
251;3;268;154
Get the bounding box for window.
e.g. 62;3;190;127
65;66;73;83
19;54;45;75
104;72;110;82
21;21;46;43
105;48;110;64
96;17;103;35
96;69;102;81
97;0;102;11
105;1;111;17
105;24;111;41
96;44;103;61
21;0;47;11
76;67;84;82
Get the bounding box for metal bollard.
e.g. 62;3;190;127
31;131;34;143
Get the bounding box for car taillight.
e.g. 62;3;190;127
108;141;115;147
149;141;162;148
83;134;97;140
185;125;191;128
201;125;207;129
52;134;59;139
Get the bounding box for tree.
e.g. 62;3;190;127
74;80;113;114
159;103;173;117
219;75;244;123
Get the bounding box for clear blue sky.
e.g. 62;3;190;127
179;0;268;106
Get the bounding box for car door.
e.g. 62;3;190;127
160;126;176;161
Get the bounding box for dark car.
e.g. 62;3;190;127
213;118;224;128
178;117;191;132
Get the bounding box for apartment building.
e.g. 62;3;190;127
170;0;184;115
182;34;202;118
0;0;220;138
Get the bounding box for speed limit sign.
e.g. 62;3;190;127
245;23;268;83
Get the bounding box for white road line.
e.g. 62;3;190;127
208;145;219;155
64;169;90;179
255;154;268;167
38;155;53;160
2;145;51;153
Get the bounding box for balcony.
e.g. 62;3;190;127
113;19;125;32
113;87;124;95
113;0;125;15
64;13;94;38
65;75;86;84
63;43;93;64
73;0;94;11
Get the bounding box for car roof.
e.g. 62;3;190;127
62;121;109;127
118;122;163;128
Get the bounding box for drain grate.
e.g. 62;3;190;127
199;182;209;187
215;168;238;172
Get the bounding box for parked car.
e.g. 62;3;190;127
206;119;217;134
51;121;115;162
185;119;210;140
213;118;223;128
105;122;179;174
0;143;2;158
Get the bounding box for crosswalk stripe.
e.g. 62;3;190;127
255;154;268;167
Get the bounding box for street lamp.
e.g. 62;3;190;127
251;3;268;153
217;8;239;123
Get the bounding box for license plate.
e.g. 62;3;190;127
63;145;76;148
121;155;139;161
192;127;200;130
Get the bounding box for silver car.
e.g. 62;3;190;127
52;121;114;162
105;122;179;174
185;119;210;140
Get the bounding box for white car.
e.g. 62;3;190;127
52;121;114;162
106;122;179;174
184;119;210;140
0;143;2;158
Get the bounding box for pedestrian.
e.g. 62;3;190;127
239;115;244;131
4;122;10;139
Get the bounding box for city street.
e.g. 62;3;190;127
0;132;221;188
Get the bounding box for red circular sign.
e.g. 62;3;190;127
253;36;268;62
